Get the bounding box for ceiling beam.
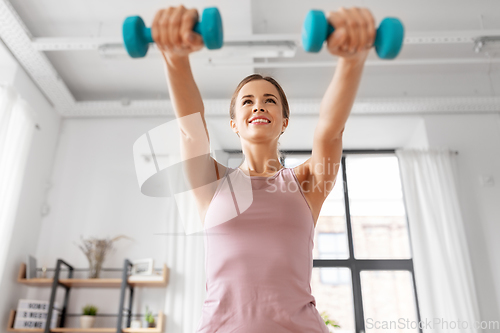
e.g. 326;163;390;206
66;96;500;118
30;29;500;51
0;0;75;113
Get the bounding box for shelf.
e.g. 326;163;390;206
8;310;164;333
17;263;169;288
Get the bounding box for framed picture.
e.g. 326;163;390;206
26;255;37;279
131;258;154;276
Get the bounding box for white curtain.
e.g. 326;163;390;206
395;148;481;333
161;120;226;332
0;84;36;281
163;154;206;333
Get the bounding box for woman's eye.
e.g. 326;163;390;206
243;98;275;105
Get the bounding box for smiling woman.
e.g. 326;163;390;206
155;4;371;332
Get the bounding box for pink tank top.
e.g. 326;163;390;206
196;166;329;333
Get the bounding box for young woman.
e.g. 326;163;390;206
153;5;375;332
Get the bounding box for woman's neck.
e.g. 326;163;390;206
239;140;282;175
239;156;283;175
239;161;283;174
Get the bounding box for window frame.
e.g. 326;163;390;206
223;149;423;333
285;149;423;333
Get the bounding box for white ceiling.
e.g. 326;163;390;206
1;0;500;116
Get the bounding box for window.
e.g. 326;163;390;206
284;150;422;333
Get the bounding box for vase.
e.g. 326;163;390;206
80;315;95;328
88;258;103;279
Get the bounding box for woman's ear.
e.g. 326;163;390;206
230;119;239;136
282;118;289;133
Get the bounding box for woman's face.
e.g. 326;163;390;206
231;80;288;143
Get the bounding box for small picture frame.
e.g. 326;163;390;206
131;258;154;276
26;255;37;279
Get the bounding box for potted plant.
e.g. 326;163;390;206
80;305;98;328
320;311;341;332
143;305;155;328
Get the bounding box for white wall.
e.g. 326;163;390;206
0;40;61;330
28;117;178;328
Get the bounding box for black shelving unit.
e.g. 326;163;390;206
41;258;157;333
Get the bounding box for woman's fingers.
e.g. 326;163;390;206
152;5;204;58
338;7;358;53
168;6;184;50
326;11;348;51
359;8;376;49
326;6;375;59
350;7;367;53
180;8;203;49
159;8;174;51
151;9;163;46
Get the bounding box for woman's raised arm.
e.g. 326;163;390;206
302;7;375;214
154;5;225;216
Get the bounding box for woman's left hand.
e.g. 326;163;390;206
325;7;376;63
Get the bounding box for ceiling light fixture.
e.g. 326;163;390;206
473;36;500;55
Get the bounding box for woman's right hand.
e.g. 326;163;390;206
152;5;205;60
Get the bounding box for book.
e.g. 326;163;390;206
26;255;37;279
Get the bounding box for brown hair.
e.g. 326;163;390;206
229;74;290;122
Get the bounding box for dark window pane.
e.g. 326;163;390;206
346;155;411;259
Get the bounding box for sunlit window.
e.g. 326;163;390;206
285;151;421;333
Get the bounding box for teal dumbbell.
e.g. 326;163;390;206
123;7;223;58
301;10;404;59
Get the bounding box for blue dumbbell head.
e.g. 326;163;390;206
123;16;150;58
374;18;404;60
200;7;223;50
301;10;330;53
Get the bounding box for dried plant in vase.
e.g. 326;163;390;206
74;234;132;278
